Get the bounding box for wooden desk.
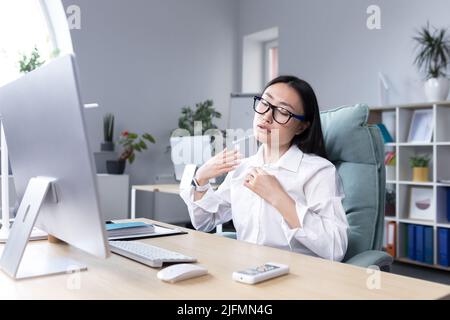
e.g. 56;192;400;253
0;218;449;299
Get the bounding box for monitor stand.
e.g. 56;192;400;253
0;177;87;280
0;124;47;243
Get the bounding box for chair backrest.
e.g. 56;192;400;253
320;104;386;261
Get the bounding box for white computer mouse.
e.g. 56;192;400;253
157;263;208;283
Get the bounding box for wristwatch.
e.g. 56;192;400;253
191;177;210;192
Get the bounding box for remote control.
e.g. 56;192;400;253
232;262;289;284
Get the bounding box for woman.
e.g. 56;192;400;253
180;75;349;261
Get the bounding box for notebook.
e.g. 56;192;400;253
106;222;155;239
105;221;186;240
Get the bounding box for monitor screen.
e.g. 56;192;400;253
0;54;109;266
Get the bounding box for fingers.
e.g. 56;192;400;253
254;167;267;175
218;164;240;175
243;179;254;190
219;154;243;164
221;148;241;158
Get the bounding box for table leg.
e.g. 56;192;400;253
131;188;136;219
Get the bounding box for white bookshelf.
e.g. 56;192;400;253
370;101;450;271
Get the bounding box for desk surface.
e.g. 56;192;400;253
132;184;181;194
132;184;218;194
0;218;449;299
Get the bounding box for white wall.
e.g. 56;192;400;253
61;0;238;221
237;0;450;109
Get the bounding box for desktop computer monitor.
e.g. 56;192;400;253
0;54;109;279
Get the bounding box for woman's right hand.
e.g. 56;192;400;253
194;148;242;186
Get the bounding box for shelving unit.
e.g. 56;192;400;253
370;101;450;271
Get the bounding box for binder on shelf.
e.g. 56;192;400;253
376;123;394;143
407;224;416;260
415;225;424;262
447;188;450;222
438;228;449;267
386;221;396;257
424;226;433;264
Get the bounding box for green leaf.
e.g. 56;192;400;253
128;133;138;139
139;140;147;149
133;143;142;152
142;133;156;143
129;153;135;164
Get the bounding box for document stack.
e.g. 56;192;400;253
106;222;155;240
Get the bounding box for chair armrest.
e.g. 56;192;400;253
217;232;237;239
345;250;393;269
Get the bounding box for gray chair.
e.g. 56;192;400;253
220;104;393;270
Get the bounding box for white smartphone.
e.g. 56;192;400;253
232;262;289;284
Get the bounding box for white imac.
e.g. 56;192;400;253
0;54;109;280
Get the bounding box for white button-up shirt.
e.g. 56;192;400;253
180;144;349;261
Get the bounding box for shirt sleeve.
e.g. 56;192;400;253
280;164;349;262
179;172;233;233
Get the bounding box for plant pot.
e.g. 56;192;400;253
424;77;450;102
412;167;429;182
101;141;115;152
385;203;396;216
106;160;126;174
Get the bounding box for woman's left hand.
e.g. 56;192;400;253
243;167;286;206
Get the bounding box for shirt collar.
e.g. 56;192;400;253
250;144;304;173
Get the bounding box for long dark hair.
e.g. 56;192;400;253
264;75;328;159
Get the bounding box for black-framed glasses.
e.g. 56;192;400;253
253;96;306;124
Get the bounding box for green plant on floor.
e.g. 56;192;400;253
18;47;45;73
409;154;430;168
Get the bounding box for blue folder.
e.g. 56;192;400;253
447;188;450;222
415;225;424;262
407;224;416;260
438;228;449;267
376;123;394;143
424;226;433;264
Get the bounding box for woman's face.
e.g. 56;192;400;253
253;82;309;148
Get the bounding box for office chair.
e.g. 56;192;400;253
219;104;393;270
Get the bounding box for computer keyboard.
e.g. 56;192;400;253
109;240;197;268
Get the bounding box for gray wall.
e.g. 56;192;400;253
237;0;450;108
61;0;450;223
62;0;238;221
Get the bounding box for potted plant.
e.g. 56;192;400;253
101;113;115;151
106;131;156;174
409;154;431;182
170;100;222;180
18;47;45;73
413;22;450;102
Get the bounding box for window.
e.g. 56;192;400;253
242;27;279;93
264;39;279;84
0;0;57;87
